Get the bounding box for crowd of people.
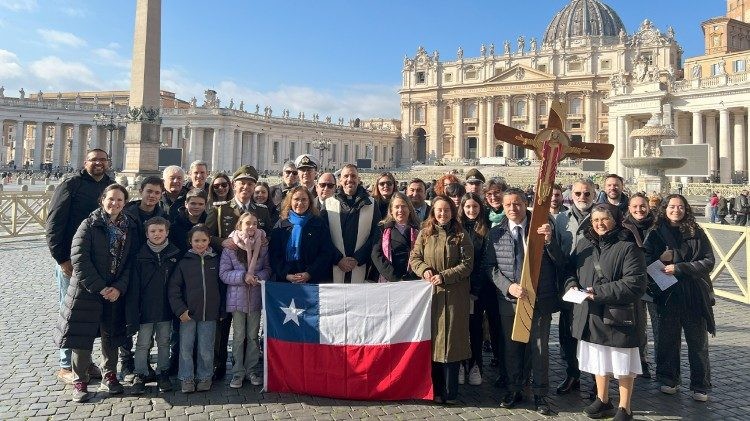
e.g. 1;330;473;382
46;149;716;420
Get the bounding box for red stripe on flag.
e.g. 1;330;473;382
266;338;434;401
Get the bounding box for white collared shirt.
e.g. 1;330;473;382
508;218;528;249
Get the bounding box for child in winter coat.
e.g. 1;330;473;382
220;212;270;389
168;224;222;394
127;216;181;394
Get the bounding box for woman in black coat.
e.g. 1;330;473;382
371;192;420;282
270;186;333;283
54;184;139;403
566;204;647;420
643;194;715;403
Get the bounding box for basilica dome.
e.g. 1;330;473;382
542;0;626;46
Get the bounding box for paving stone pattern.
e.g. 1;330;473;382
2;237;749;420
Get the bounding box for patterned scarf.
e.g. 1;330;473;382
379;225;418;283
229;229;266;276
105;212;128;275
286;211;311;261
488;207;505;227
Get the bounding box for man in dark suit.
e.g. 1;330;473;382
407;178;430;222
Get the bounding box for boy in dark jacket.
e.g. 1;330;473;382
128;217;181;394
168;225;222;393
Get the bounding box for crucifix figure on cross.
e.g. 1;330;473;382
494;101;614;343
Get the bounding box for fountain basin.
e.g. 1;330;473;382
621;157;687;170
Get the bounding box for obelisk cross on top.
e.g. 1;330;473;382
493;101;614;343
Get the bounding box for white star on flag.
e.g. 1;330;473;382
280;299;305;326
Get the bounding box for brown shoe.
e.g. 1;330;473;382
87;364;103;379
57;368;74;384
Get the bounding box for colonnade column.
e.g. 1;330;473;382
252;132;260;170
13;121;25;167
502;95;511;157
692;111;703;144
34;122;44;170
453;100;463;159
527;94;537;159
232;129;242;170
733;110;746;175
70;124;82;170
719;108;731;183
705;112;717;174
52;123;63;168
485;97;494;157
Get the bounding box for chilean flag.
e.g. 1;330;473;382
262;281;434;401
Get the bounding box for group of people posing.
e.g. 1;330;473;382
47;149;715;421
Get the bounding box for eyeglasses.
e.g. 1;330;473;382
285;170;298;176
318;182;335;189
86;158;109;163
212;182;229;189
378;181;393;187
574;191;592;197
486;191;503;198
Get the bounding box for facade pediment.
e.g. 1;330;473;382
485;64;553;84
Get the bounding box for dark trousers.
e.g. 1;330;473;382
656;306;712;393
468;286;502;371
638;300;660;363
528;309;553;396
558;305;580;378
431;361;460;400
119;336;134;367
736;212;747;226
499;313;529;392
214;314;232;375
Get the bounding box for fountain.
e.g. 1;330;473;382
621;114;686;195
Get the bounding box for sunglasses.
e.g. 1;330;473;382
212;182;229;189
574;191;591;197
318;182;335;189
467;180;482;185
284;170;298;176
378;181;393;187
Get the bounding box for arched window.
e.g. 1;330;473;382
569;97;582;114
514;99;527;116
465;101;478;118
538;100;547;116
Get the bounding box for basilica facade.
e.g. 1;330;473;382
399;0;681;165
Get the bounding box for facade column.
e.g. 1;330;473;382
616;116;625;176
692;111;703;144
485;96;494;157
34;122;44;170
527;94;537;159
719;108;731;183
585;91;597;142
624;117;634;179
13;121;25;168
477;98;486;158
428;99;441;158
453;99;463;158
52;122;63;168
502;95;511;157
733;110;746;175
706;112;717;174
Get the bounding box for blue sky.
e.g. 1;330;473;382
0;0;725;120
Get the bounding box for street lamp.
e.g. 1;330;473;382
93;98;126;157
312;136;332;171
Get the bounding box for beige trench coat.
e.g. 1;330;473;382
409;225;474;363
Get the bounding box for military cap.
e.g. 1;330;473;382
294;154;318;170
466;168;486;184
233;165;259;182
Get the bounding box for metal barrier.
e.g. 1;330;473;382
700;222;750;304
0;191;53;238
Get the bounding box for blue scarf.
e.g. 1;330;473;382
286;211;311;261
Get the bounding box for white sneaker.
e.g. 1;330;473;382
693;392;709;402
468;364;482;386
247;372;263;386
229;375;243;389
458;365;465;385
659;384;679;395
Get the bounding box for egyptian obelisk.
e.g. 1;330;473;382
122;0;161;181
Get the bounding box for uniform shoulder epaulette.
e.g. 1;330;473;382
213;201;229;207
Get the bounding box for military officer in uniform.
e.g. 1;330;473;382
295;153;318;197
204;164;270;380
206;165;271;239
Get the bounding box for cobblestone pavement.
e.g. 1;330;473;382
2;237;749;420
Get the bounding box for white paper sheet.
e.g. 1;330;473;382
562;288;590;304
646;260;678;291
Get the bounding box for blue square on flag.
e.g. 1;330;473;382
264;282;320;343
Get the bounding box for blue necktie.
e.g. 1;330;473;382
514;225;524;282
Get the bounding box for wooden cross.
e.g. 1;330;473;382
494;101;614;343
